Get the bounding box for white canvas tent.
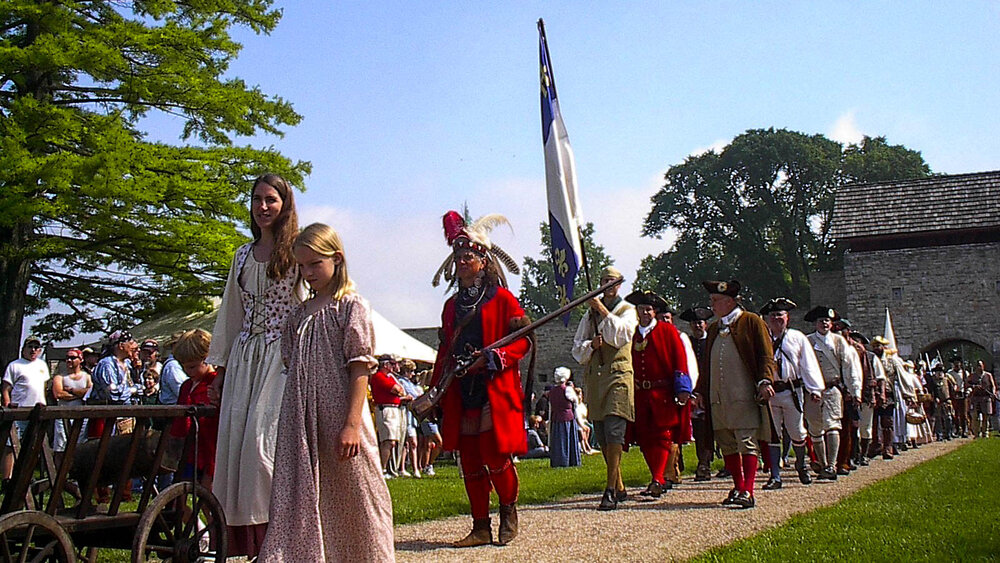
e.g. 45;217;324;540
57;299;438;365
370;309;437;363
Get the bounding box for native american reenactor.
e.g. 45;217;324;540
679;306;715;482
758;298;823;488
947;357;970;438
803;307;861;480
694;280;775;509
429;211;530;547
572;266;637;511
624;290;692;498
967;360;996;438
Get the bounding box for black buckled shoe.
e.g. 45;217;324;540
694;467;712;482
598;488;618;511
715;468;731;479
762;477;782;490
615;488;628;503
733;491;756;509
837;467;851;476
721;488;739;506
640;481;664;498
797;469;812;485
817;469;838;481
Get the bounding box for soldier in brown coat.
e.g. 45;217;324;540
693;280;776;509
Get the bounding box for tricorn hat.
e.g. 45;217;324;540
803;306;838;323
679;306;713;322
432;211;520;288
849;331;869;345
702;280;740;297
624;290;669;313
759;297;797;316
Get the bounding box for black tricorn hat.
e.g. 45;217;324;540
803;306;838;323
759;297;797;316
679;306;713;323
625;290;670;313
702;279;740;297
849;331;869;345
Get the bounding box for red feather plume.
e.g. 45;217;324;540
442;211;466;245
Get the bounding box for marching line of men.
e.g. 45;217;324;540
571;271;976;511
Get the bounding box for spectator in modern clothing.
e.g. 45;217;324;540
158;331;189;407
2;335;51;478
52;348;92;468
523;415;550;459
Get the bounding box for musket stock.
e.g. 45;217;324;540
408;277;624;420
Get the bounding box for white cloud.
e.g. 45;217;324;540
829;110;865;145
298;170;677;330
689;139;729;157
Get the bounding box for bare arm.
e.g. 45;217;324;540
52;376;75;401
339;362;370;460
1;382;10;407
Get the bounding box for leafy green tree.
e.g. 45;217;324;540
519;222;613;323
638;128;929;310
0;1;310;366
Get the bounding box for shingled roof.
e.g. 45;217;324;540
829;170;1000;241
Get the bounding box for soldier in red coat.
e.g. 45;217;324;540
430;211;530;548
625;290;693;498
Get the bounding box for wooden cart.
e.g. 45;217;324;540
0;404;226;562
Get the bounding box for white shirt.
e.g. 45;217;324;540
773;328;825;396
571;298;638;366
3;358;51;407
678;331;700;388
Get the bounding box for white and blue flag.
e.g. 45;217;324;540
539;20;583;323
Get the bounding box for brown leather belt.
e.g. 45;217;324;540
772;379;803;393
636;379;671;390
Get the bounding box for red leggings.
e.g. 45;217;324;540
458;430;519;519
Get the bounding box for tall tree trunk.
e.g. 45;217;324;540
0;222;32;369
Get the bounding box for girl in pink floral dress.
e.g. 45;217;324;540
259;223;394;562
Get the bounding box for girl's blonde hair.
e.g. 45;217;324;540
173;329;212;364
294;223;356;300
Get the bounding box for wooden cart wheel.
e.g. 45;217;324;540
0;510;74;563
131;482;227;563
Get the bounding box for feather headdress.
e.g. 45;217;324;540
432;210;521;288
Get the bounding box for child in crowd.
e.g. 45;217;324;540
169;329;219;491
141;366;161;405
259;223;394;562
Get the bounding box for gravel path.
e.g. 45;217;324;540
394;439;968;562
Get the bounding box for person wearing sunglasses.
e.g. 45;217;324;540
2;335;52;478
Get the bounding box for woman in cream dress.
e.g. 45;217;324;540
208;174;304;558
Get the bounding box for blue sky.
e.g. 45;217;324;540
201;2;1000;328
41;2;1000;341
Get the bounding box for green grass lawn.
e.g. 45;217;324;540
693;438;1000;562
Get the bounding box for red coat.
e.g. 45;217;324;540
169;372;219;477
431;286;530;455
630;321;692;443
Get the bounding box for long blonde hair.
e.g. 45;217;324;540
294;223;356;300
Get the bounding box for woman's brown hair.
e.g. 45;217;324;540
250;173;299;280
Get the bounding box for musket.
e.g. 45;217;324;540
408;277;624;420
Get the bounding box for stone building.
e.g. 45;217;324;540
814;170;1000;372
